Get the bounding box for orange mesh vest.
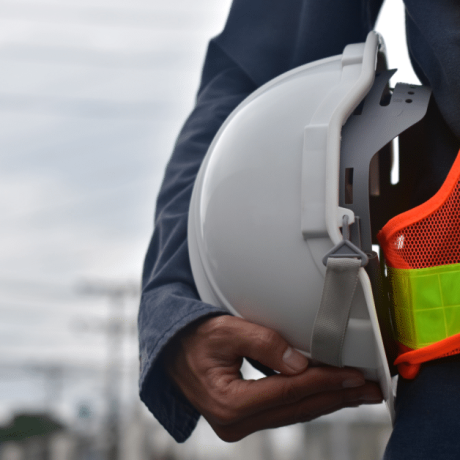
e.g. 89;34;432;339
378;149;460;379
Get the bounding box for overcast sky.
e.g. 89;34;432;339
0;0;416;433
0;0;233;368
0;0;234;426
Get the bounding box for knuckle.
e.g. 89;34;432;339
252;328;281;351
212;314;233;330
205;315;235;340
306;367;345;392
281;382;302;404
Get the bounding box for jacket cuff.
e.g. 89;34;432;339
138;289;227;442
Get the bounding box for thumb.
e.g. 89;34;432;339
221;317;309;375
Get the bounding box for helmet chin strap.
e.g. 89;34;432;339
312;215;364;367
311;256;361;367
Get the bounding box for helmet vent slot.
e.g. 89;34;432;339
345;168;354;204
379;86;393;107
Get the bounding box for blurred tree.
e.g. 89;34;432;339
0;413;64;443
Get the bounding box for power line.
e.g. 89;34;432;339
0;3;222;30
0;44;197;70
0;93;171;119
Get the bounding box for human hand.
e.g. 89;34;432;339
164;315;383;442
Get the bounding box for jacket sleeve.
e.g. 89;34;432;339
138;38;257;442
138;0;383;443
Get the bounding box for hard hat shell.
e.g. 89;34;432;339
188;32;406;421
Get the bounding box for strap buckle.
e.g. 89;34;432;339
322;215;369;267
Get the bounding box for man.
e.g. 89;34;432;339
139;0;460;456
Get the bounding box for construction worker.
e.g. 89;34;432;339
138;1;460;457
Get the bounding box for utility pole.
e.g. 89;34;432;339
78;280;140;460
42;365;64;413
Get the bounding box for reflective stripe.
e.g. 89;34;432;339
388;263;460;349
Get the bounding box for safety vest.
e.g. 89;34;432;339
378;149;460;379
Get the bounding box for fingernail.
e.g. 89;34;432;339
342;378;365;388
282;347;308;372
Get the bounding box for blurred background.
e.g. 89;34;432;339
0;0;418;459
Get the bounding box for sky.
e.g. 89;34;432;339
0;0;233;427
0;0;233;365
0;0;417;441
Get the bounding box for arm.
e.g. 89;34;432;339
139;0;385;442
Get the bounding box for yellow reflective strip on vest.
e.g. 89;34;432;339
388;263;460;349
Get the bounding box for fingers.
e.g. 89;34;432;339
207;365;371;420
202;316;309;375
208;381;383;442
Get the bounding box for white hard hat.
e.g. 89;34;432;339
188;31;431;421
